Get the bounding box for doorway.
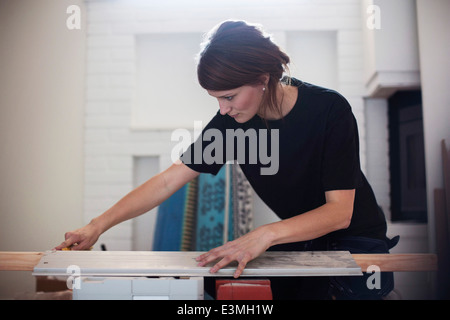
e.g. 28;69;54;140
388;90;427;222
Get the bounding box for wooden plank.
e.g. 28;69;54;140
0;251;43;271
0;251;438;273
31;251;362;277
353;253;438;272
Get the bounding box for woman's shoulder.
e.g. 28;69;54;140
291;78;350;112
293;78;345;101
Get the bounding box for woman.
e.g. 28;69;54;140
56;20;397;299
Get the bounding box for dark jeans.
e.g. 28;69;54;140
267;235;399;300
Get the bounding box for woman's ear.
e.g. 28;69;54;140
258;74;270;86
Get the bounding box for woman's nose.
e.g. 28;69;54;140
218;102;231;115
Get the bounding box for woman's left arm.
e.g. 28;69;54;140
196;189;355;278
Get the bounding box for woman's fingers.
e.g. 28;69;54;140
196;241;232;264
196;246;227;267
197;246;253;278
209;255;233;273
234;258;249;278
53;241;71;250
195;252;211;265
54;223;101;251
54;231;90;250
53;232;78;250
195;227;271;277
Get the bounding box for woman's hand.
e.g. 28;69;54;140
53;221;102;251
195;226;275;278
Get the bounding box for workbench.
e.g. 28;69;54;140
0;251;438;300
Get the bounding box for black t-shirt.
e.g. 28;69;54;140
181;78;387;240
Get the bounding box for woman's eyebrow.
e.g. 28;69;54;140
207;90;236;98
208;93;233;99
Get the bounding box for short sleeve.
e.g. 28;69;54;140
180;112;227;176
321;96;362;191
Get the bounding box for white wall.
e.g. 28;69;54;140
132;156;159;251
364;98;390;218
416;0;450;255
362;0;420;97
134;33;216;129
286;31;338;91
0;0;86;298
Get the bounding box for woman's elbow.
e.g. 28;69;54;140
338;209;353;230
325;189;355;231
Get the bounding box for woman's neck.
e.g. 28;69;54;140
262;82;298;120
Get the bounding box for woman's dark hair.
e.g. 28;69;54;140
197;20;291;118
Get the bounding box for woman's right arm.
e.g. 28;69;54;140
54;162;200;250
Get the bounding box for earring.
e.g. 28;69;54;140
262;87;266;92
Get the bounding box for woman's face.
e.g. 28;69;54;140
207;84;265;123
